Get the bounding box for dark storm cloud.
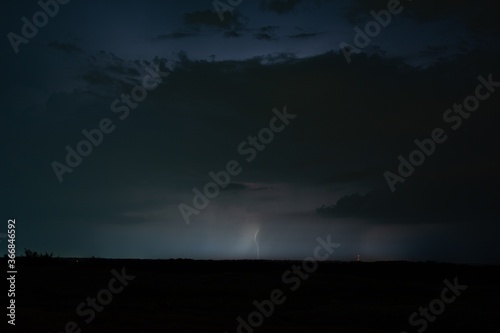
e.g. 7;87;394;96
224;30;243;38
184;10;225;27
317;175;500;222
342;0;500;39
260;51;297;63
31;47;499;206
260;0;301;14
106;64;141;77
221;183;249;191
401;0;500;36
82;71;117;86
315;66;500;223
254;26;279;41
48;41;83;54
78;52;169;96
289;31;324;39
367;45;387;56
420;45;450;56
154;31;199;40
324;168;382;184
416;45;467;61
251;186;273;191
182;10;248;37
221;183;273;191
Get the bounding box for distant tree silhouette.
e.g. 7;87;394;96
24;248;53;258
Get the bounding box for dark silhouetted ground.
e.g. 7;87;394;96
3;258;500;332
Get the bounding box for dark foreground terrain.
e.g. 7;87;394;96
3;258;500;333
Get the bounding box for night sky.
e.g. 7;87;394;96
1;0;499;263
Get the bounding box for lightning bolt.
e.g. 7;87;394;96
254;227;260;259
